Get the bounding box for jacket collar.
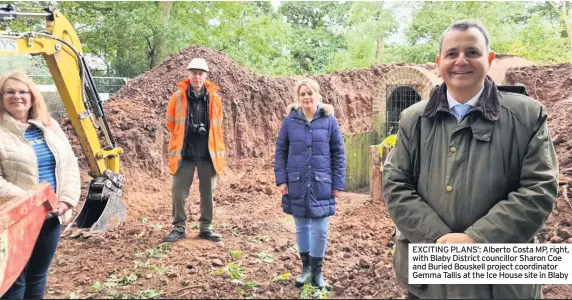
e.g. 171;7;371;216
286;103;335;119
422;75;500;121
176;79;220;96
0;112;45;136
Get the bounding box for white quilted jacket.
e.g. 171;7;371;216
0;112;81;224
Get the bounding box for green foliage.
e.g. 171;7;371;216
517;11;572;63
105;273;138;287
277;1;352;74
59;1;184;77
216;261;246;281
135;243;171;259
256;252;275;264
278;1;350;29
383;43;437;64
228;250;243;260
89;281;104;293
138;289;162;299
210;3;296;75
300;283;329;299
402;1;571;63
4;0;563;79
272;272;292;282
327;2;398;71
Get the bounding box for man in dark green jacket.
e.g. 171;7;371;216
382;20;559;299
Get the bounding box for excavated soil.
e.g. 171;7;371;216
505;63;572;104
505;63;572;299
505;64;572;172
47;48;572;299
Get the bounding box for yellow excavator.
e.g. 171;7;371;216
0;4;126;233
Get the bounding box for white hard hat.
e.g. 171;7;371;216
187;58;209;72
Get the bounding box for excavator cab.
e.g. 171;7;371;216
0;4;126;234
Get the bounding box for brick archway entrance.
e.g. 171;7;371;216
373;66;442;137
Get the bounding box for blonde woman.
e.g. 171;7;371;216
0;71;80;299
274;78;346;290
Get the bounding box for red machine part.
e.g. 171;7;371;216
0;183;58;296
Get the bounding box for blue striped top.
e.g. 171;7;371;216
24;125;57;192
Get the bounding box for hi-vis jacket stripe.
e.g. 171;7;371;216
166;79;226;175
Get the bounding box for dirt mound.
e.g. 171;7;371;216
505;63;572;104
107;46;397;173
547;98;572;172
488;54;535;84
504;63;572;171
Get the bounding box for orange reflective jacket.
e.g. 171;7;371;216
166;79;225;175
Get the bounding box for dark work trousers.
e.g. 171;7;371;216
171;159;217;233
2;217;61;299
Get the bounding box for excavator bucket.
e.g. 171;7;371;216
72;169;126;234
0;183;58;296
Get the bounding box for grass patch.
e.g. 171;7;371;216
301;283;329;299
136;243;171;259
256;252;275;264
272;272;292;282
228;250;243;260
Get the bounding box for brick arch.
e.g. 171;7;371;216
372;66;442;136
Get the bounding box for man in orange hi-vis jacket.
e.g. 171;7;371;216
164;58;226;243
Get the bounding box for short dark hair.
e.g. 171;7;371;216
438;20;491;55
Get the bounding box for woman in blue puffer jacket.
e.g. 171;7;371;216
274;78;346;290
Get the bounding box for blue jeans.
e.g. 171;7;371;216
2;217;61;299
294;217;329;257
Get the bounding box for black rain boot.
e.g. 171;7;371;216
295;252;311;287
310;256;332;291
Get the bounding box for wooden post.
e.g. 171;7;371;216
370;146;383;203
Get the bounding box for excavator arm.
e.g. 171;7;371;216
0;4;126;232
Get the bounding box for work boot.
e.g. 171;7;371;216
310;256;332;291
163;230;186;242
198;230;223;242
295;252;312;287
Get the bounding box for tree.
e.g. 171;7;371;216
389;1;572;63
546;1;572;53
59;1;186;77
278;1;350;74
150;1;173;68
191;1;296;75
33;0;571;77
327;2;398;71
278;1;349;29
